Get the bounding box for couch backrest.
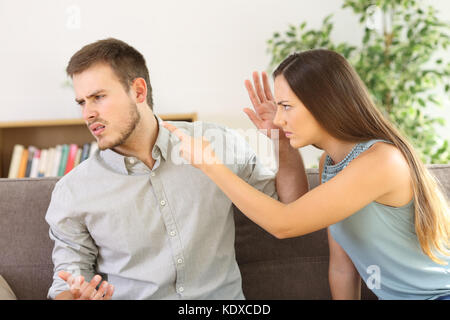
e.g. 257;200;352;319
0;165;448;300
0;177;57;300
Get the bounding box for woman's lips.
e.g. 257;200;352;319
284;131;293;138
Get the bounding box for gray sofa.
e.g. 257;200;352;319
1;165;449;300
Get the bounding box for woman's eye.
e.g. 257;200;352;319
282;105;291;110
95;95;104;100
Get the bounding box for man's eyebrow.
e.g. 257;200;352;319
75;89;106;103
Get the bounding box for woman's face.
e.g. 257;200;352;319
273;75;323;149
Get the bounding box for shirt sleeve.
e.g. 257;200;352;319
45;181;98;299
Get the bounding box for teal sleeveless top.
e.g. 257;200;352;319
324;139;450;300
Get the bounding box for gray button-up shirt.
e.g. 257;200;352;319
46;117;277;299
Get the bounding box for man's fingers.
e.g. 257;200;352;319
261;71;275;102
252;71;267;103
58;270;72;283
78;275;102;300
59;270;77;288
70;275;84;290
92;281;109;300
103;284;115;300
68;276;84;299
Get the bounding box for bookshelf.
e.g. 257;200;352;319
0;113;197;178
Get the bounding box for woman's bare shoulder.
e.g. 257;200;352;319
362;141;410;174
357;141;413;205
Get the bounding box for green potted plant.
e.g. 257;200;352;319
267;0;450;163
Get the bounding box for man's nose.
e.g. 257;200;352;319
82;101;98;122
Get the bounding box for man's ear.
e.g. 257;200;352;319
131;78;147;104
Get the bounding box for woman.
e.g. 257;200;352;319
162;49;450;300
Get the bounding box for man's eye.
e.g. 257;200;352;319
282;105;291;110
95;95;104;100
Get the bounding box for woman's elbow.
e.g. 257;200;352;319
272;225;301;239
273;230;288;239
267;206;301;239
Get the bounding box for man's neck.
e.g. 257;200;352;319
113;110;159;169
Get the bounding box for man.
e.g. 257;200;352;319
46;38;307;300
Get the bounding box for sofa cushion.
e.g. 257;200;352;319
0;165;448;300
0;177;57;299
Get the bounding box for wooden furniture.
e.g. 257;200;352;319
0;113;197;178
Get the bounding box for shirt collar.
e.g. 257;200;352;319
99;114;171;175
153;114;170;161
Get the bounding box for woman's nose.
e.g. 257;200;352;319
273;107;285;128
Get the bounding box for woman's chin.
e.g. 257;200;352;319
288;138;304;149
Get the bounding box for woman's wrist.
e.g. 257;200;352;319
200;161;224;178
276;137;296;156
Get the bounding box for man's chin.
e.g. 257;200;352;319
98;137;128;151
96;138;114;151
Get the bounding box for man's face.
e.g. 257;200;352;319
73;63;140;150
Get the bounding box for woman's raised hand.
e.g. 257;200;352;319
244;71;279;138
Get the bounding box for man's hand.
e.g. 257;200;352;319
56;270;114;300
244;71;283;139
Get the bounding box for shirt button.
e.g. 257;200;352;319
177;258;183;264
178;287;184;293
160;200;166;206
170;230;176;237
152;149;160;158
150;172;155;177
128;158;136;164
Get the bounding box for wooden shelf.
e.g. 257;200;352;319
0;113;197;178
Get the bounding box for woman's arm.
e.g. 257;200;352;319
328;229;361;300
317;152;361;300
202;146;398;238
275;139;308;203
162;122;404;239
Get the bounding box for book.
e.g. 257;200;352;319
74;148;82;167
52;145;62;177
17;149;29;178
80;142;91;163
58;144;69;176
8;144;25;178
29;149;41;178
38;149;48;177
44;148;55;177
6;141;96;178
64;144;79;174
24;146;36;177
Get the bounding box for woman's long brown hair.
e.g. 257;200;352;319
274;49;449;264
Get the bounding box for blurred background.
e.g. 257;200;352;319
0;0;449;168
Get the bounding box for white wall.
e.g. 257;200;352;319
0;0;449;168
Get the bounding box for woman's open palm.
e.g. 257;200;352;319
244;71;279;138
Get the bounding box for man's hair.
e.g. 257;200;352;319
66;38;153;110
